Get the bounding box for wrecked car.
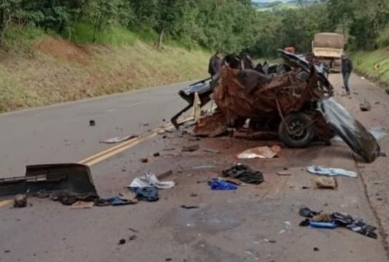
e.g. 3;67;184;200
172;50;380;163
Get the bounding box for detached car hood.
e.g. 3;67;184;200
318;98;380;163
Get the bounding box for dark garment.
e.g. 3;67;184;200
222;164;264;185
343;71;351;93
208;55;221;77
342;58;353;74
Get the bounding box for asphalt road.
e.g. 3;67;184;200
1;74;389;262
0;81;190;178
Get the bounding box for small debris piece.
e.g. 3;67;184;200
190;193;198;197
224;177;243;186
71;201;94;209
89;120;96;126
182;145;200;152
118;239;126;245
129;228;139;233
359;100;371;112
122;167;127;172
237;145;281;159
277;171;292;176
204;149;221;154
14;194;27;208
314;177;338;190
143;123;149;127
165;259;172;262
181;205;200;209
129;235;137;241
100;136;137;144
386;89;389;95
375;101;380;105
264;239;277;244
153;152;160;157
141;158;149;163
314;247;320;252
4;250;10;253
157;129;166;135
163;148;175;151
302;186;310;190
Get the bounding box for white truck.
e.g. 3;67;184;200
312;33;345;73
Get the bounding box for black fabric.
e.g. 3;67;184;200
299;207;378;239
342;57;353;74
51;192;99;206
208;55;222;77
222;165;264;185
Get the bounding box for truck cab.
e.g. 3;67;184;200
312;33;345;73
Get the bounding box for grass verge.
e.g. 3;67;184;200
352;49;389;87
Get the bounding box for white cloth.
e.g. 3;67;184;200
307;166;357;178
129;172;175;189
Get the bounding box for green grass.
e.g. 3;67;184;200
352;49;389;86
71;23;138;46
2;25;45;55
0;25;211;112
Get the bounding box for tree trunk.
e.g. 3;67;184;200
157;28;165;50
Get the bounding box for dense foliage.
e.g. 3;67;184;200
1;0;389;56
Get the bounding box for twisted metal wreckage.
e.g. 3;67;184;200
171;50;381;163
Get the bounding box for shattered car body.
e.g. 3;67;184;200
0;164;97;197
172;50;380;162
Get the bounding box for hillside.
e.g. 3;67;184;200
0;26;209;112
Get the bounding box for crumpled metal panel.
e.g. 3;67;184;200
318;98;380;163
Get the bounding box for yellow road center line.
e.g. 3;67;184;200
78;116;193;167
0;200;12;209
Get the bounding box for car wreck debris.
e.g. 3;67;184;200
89;120;96;126
237;146;281;159
129;172;175;189
173;50;381;163
222;164;264;185
0;164;98;198
313;177;338;190
182;144;200;152
359;99;371;112
100;135;138;144
13;194;27;208
299;207;378;239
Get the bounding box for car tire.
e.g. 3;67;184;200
278;113;314;148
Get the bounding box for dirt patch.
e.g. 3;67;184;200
37;37;90;65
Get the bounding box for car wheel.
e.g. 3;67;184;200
278;113;314;148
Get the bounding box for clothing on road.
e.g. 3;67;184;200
342;56;353;94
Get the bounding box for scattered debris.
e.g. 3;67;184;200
71;201;94;209
313;177;338;190
301;186;310;190
0;164;98;198
386;89;389;95
208;178;237;191
277;171;292;176
14;194;27;208
129;172;175;189
182;144;200;152
153;152;160;157
165;258;173;262
264;239;277;244
224;177;244;186
104;197;136;206
222;164;264;185
89;120;96;127
204;149;221;154
118;239;126;245
163;148;175;151
237;146;281;159
307;166;357;178
130;187;159;202
375;101;380;105
299;207;377;239
129;228;139;233
129;235;137;241
314;247;320;252
190;193;198;197
181;205;200;209
100;136;137;144
140;158;149;163
143;123;149;127
359;100;371;112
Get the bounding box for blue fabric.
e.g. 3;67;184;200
131;187;159;202
105;197;131;206
208;179;237;191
